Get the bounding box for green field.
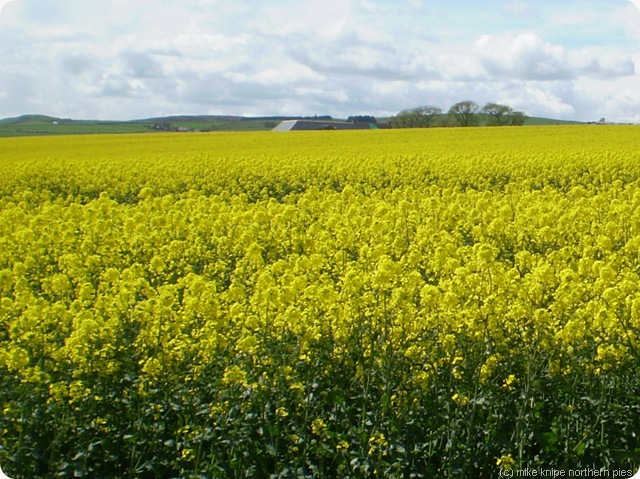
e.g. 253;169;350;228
0;113;585;137
0;115;281;137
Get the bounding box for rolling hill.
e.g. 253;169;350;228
0;113;586;137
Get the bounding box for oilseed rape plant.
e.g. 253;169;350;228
1;126;640;477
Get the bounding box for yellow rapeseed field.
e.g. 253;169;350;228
1;126;640;478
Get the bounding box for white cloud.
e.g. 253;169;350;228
475;33;569;80
568;47;635;78
474;32;635;81
0;0;638;121
0;0;14;13
613;2;640;42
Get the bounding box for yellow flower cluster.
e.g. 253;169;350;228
2;125;640;474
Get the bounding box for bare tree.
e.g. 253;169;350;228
482;102;514;126
391;105;442;128
392;101;526;128
482;102;528;126
509;111;527;126
448;101;480;127
413;105;442;127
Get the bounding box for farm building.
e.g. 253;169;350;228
272;120;378;131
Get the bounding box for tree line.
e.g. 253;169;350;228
390;101;527;128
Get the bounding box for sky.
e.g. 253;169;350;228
0;0;639;122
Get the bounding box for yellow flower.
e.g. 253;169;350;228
337;440;350;451
235;335;258;355
311;418;327;436
451;393;469;406
222;365;248;387
181;448;196;462
149;255;166;273
412;370;430;389
480;355;499;383
497;453;516;470
367;433;388;455
289;382;305;395
503;374;517;391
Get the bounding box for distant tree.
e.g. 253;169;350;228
448;101;480;127
481;102;528;126
482;102;514;126
436;114;456;127
509;111;527;126
390;101;525;128
390;110;414;128
348;115;377;124
390;105;442;128
413;106;442;127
